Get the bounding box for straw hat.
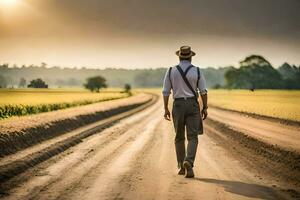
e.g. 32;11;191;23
175;46;196;58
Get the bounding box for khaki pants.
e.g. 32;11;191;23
172;98;203;168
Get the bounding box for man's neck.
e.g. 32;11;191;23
179;60;192;65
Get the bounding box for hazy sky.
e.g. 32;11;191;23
0;0;299;68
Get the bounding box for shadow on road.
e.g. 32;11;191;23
194;178;280;200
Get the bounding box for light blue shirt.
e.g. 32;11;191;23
162;60;207;98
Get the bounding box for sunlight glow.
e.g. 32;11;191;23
0;0;19;7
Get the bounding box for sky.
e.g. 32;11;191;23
0;0;299;69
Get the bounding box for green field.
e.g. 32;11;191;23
209;89;300;122
0;89;129;119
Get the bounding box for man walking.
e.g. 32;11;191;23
162;46;208;178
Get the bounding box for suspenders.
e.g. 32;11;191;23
168;67;173;89
168;65;200;97
196;67;200;90
175;65;198;98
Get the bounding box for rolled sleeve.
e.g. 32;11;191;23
162;68;172;96
198;70;208;95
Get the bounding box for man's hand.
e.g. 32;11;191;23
164;109;171;121
202;108;208;120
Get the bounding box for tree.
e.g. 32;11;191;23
278;63;296;80
278;63;300;89
225;55;283;89
124;83;131;94
84;76;107;92
28;78;48;88
240;55;271;67
19;77;27;88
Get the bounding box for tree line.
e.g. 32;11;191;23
0;64;226;89
0;55;299;89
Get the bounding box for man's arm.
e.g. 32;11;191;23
162;68;172;121
197;69;208;120
163;95;171;121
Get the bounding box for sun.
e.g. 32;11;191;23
0;0;19;7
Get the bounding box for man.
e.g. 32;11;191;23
162;46;208;178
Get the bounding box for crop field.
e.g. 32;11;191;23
0;89;129;119
208;89;300;122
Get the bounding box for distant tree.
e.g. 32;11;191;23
225;55;283;89
240;55;271;67
224;66;247;88
278;63;297;80
124;83;132;94
28;78;48;88
84;76;107;92
0;75;7;88
278;63;300;89
18;77;27;88
0;63;9;70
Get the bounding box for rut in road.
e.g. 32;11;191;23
1;97;291;200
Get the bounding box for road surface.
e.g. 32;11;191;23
209;107;300;152
0;97;298;200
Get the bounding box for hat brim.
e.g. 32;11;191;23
175;50;196;58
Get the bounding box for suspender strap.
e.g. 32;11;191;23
168;67;173;89
184;65;194;76
175;65;198;98
196;67;200;90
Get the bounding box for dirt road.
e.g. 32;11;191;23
1;97;298;200
208;107;300;152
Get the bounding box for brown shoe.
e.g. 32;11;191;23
183;161;194;178
178;167;185;175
